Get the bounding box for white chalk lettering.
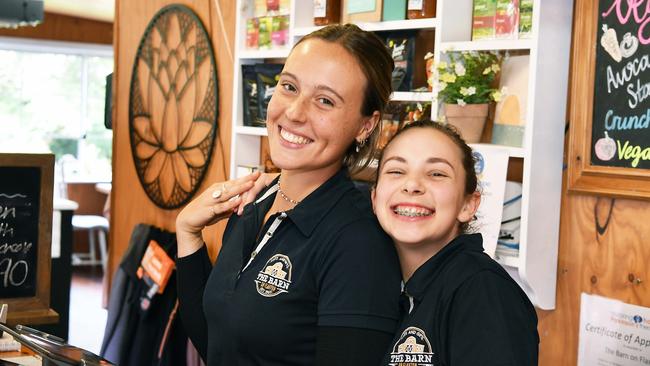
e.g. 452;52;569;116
606;55;650;93
0;258;29;288
627;78;650;108
0;223;13;238
0;206;16;220
0;241;32;255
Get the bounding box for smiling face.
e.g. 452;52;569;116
265;38;377;179
372;127;480;251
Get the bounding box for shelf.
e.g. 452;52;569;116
235;125;268;136
495;254;520;268
439;39;533;52
238;48;290;59
390;91;433;102
469;143;525;158
293;18;437;37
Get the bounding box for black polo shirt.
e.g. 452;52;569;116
382;234;539;366
178;169;401;366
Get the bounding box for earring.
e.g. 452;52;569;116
355;137;367;153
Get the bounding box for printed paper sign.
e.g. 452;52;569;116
578;293;650;366
470;145;508;257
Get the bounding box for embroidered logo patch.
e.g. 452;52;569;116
255;254;292;297
389;327;435;366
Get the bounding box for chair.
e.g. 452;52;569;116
71;215;109;272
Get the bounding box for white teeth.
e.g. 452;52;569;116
280;128;312;145
393;206;433;217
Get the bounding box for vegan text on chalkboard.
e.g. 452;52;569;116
591;0;650;169
0;167;40;298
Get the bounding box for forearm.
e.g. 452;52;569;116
176;245;213;361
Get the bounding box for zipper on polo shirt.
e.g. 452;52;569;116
238;211;287;278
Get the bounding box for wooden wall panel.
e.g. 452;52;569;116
109;0;236;290
537;1;650;363
539;192;650;365
0;12;112;44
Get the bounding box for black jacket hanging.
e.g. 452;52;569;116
101;223;187;366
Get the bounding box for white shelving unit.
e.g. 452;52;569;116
229;0;573;310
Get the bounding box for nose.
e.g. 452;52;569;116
284;95;308;124
402;175;425;195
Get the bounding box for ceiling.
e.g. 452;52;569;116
44;0;114;23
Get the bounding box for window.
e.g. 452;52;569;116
0;37;113;182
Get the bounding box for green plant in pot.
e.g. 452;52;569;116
435;51;504;143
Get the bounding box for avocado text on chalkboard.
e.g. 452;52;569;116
0;167;40;298
591;0;650;169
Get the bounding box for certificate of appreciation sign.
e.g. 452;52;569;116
578;293;650;366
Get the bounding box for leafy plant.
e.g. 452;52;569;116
435;51;504;105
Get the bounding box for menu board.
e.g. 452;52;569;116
0;167;41;298
591;0;650;169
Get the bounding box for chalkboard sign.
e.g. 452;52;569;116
0;167;40;298
0;154;57;325
568;0;650;199
591;0;650;169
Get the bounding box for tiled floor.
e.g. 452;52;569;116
67;266;107;355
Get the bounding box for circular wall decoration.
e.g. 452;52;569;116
129;4;218;209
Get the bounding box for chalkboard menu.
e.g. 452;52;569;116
0;167;40;298
0;154;56;326
591;0;650;169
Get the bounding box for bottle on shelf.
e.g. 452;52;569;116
407;0;436;19
313;0;341;26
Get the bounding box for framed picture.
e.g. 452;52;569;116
567;0;650;199
0;153;57;325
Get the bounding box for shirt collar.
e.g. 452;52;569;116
252;168;356;237
404;233;484;301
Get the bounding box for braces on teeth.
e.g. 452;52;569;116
394;207;432;217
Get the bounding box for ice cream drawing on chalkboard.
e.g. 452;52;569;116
601;24;622;62
594;131;616;161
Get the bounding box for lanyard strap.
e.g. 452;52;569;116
240;183;285;273
241;212;287;272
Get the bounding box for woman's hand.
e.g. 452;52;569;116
176;171;261;257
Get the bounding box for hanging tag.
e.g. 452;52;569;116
136;240;175;294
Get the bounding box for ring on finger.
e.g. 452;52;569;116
212;189;223;199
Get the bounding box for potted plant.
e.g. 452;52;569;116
432;51;504;142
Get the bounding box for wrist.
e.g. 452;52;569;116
176;228;205;257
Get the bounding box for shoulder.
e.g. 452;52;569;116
438;244;526;304
315;185;389;245
331;183;377;221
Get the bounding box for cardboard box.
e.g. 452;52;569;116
342;0;383;23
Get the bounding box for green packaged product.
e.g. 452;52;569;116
472;0;497;40
519;0;533;38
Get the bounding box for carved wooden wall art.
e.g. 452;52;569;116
129;4;218;209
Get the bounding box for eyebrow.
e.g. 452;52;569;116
280;71;345;103
382;156;455;171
